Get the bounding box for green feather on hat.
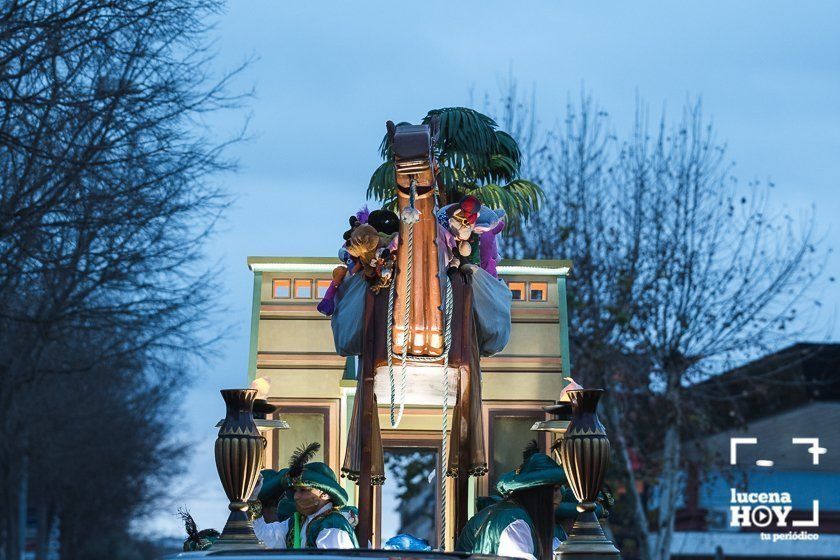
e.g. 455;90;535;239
496;440;567;496
287;442;349;508
178;508;219;551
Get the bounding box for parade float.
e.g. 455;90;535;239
188;109;621;559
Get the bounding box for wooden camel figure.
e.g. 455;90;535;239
342;119;488;548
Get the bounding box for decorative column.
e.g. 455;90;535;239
213;389;266;549
556;389;620;559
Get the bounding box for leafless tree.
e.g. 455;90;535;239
0;1;245;558
497;89;828;560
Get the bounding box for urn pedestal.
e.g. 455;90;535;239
213;389;266;549
556;389;620;559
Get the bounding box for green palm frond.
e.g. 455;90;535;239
435;165;458;194
424;107;500;157
467;180;544;221
487;154;518;183
504;179;544;216
368;161;397;201
467;183;515;214
495;131;522;166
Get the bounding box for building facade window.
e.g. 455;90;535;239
485;405;549;492
272;278;290;299
378;431;442;548
507;281;526;301
276;411;325;463
316;279;332;299
529;282;548;302
266;401;338;472
294;279;312;299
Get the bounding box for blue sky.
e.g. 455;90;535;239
144;0;840;538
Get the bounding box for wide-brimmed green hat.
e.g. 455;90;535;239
258;467;290;505
284;442;348;508
293;461;349;508
496;442;566;495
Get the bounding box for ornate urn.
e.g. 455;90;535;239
214;389;266;549
556;389;620;559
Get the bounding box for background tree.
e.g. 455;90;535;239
0;1;244;558
367;107;543;225
384;450;437;544
497;90;827;560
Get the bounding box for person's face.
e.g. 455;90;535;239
294;487;329;516
553;485;564;508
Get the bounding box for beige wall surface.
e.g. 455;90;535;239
482;370;562;401
499;322;561;357
258;318;335;353
258;369;345;399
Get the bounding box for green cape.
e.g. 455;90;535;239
458;500;537;555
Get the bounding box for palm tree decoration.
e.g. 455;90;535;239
367;107;543;225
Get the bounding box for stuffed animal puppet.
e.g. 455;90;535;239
437;195;481;260
346;224;386;279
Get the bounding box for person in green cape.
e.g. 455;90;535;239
456;441;565;560
274;442;359;549
456;495;500;553
463;489;611;549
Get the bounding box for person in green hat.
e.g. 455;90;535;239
252;467;297;547
273;442;359;549
178;508;219;551
456;441;565;560
462;488;610;550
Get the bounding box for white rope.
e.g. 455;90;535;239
385;269;404;427
439;273;453;550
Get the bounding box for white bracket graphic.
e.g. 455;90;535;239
792;500;820;527
730;437;758;465
792;438;827;465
